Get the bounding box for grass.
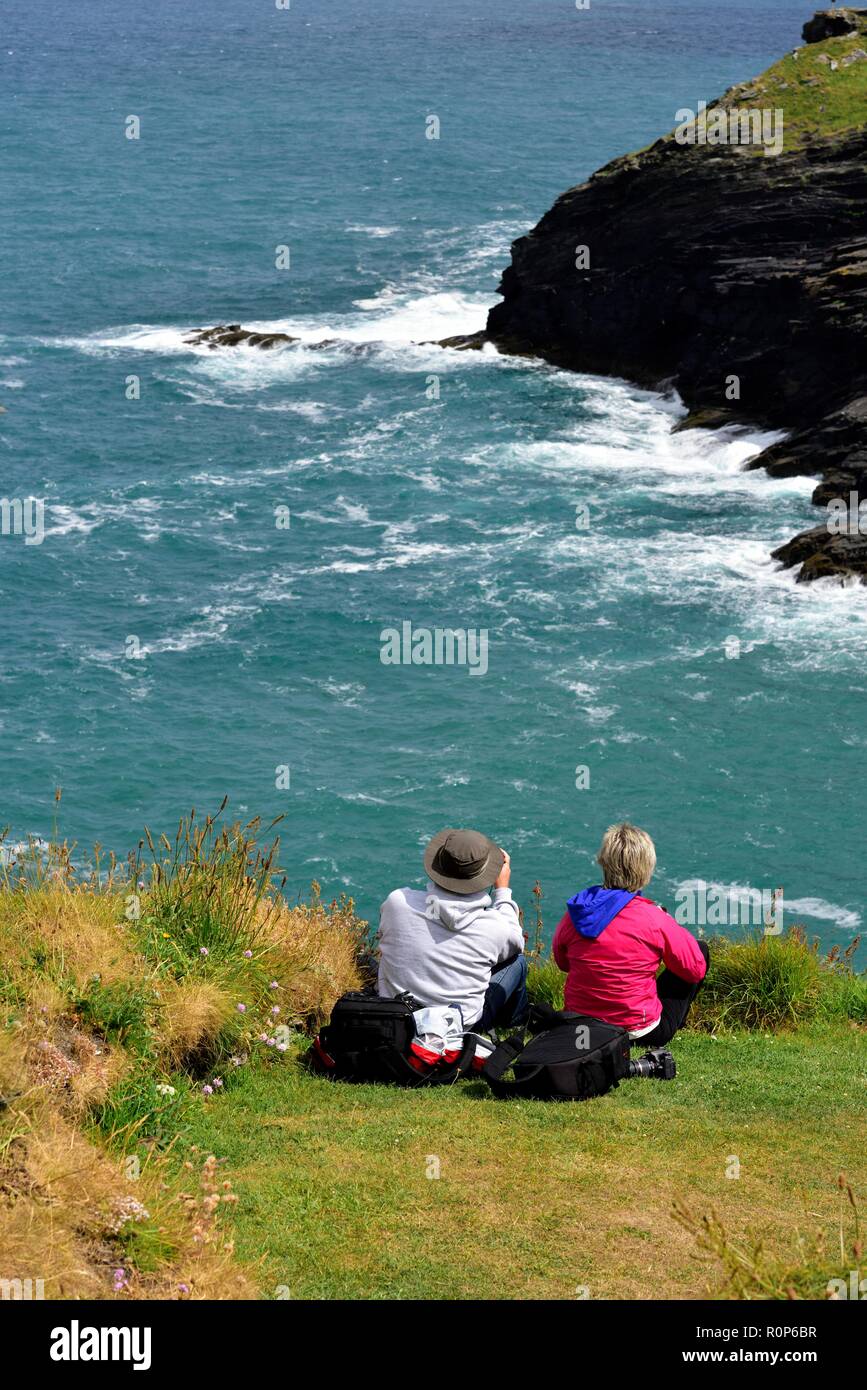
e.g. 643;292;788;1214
183;1025;865;1300
0;804;362;1299
654;10;867;155
689;930;867;1032
737;17;867;148
674;1175;864;1301
1;804;864;1300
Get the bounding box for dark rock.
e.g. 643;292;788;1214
802;8;864;43
745;399;867;579
747;396;867;481
434;331;489;351
671;406;743;433
184;324;298;350
772;523;867;583
487;131;867;433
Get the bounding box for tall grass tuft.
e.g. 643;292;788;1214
691;931;857;1033
527;955;565;1011
136;802;283;975
259;885;366;1028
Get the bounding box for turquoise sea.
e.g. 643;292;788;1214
2;0;864;952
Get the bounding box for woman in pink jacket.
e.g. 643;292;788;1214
552;823;709;1044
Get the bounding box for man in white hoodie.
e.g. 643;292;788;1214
377;828;528;1033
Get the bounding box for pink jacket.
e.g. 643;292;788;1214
552;894;707;1032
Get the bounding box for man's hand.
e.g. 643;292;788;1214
494;850;511;890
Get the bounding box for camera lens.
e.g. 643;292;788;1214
627;1049;676;1081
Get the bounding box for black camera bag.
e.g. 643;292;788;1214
312;991;475;1087
481;1007;631;1101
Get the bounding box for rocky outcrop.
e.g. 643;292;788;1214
185;324;299;350
484;10;867;582
184;324;372;354
187;322;486;355
803;7;866;41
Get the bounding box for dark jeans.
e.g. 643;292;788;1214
475;953;529;1033
639;941;710;1046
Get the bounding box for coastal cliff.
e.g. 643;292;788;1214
485;9;867;582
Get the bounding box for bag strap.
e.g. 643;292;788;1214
601;1043;626;1091
479;1031;525;1088
428;1032;476;1085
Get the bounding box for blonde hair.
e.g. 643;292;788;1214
597;823;656;892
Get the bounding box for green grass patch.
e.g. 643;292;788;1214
180;1021;867;1300
116;1218;182;1274
72;978;155;1053
746;25;867;147
92;1067;194;1153
650;14;867;155
525;953;566;1011
3;808;863;1300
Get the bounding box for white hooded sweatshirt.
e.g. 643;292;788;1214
376;881;524;1027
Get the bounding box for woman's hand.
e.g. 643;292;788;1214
494;850;511;889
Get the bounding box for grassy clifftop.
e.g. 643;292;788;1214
715;8;867;148
0;813;363;1300
1;812;865;1300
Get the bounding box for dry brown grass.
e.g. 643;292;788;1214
259;887;365;1029
25;1021;127;1120
155;979;237;1070
0;886;144;1008
0;818;373;1301
0;1030;256;1300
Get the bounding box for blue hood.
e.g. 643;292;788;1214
567;885;637;939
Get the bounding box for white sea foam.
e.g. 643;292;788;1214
317;680;367;706
43;505;102;537
307;287;489;343
0;837;50;866
43;499;164;542
306;539;458;575
674;881;860;934
345;224;400;237
783;898;861;931
422;217;528;279
500;378;792;503
172;378;329;417
42;284;491;367
44;276;491;378
83;601;257;667
29;254;867;664
47;325;197;356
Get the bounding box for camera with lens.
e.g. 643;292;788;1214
627;1046;676;1081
